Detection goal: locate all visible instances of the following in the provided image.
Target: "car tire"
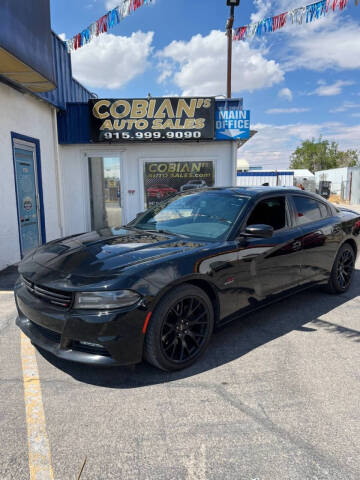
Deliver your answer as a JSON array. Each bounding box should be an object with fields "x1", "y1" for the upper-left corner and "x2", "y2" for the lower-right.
[
  {"x1": 144, "y1": 285, "x2": 214, "y2": 371},
  {"x1": 326, "y1": 243, "x2": 356, "y2": 294}
]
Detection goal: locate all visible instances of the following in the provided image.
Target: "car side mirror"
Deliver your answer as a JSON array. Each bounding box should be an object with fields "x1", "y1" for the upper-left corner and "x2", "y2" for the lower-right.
[{"x1": 239, "y1": 224, "x2": 274, "y2": 239}]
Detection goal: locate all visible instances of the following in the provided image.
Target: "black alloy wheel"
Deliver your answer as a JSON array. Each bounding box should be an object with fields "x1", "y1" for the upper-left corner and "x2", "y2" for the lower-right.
[
  {"x1": 336, "y1": 248, "x2": 355, "y2": 289},
  {"x1": 161, "y1": 296, "x2": 209, "y2": 363},
  {"x1": 144, "y1": 285, "x2": 214, "y2": 371},
  {"x1": 327, "y1": 243, "x2": 355, "y2": 294}
]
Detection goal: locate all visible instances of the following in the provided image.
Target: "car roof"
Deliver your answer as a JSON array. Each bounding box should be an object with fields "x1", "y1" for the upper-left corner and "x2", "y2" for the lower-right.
[
  {"x1": 198, "y1": 186, "x2": 298, "y2": 196},
  {"x1": 199, "y1": 186, "x2": 331, "y2": 202}
]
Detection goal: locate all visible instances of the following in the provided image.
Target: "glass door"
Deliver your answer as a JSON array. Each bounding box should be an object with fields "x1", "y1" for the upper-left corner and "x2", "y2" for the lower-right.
[
  {"x1": 88, "y1": 157, "x2": 122, "y2": 230},
  {"x1": 13, "y1": 143, "x2": 42, "y2": 256}
]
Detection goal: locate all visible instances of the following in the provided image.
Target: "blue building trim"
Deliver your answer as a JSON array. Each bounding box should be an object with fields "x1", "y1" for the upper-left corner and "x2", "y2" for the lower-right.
[
  {"x1": 0, "y1": 0, "x2": 56, "y2": 88},
  {"x1": 11, "y1": 132, "x2": 46, "y2": 257},
  {"x1": 37, "y1": 33, "x2": 95, "y2": 110},
  {"x1": 57, "y1": 103, "x2": 91, "y2": 144},
  {"x1": 237, "y1": 171, "x2": 293, "y2": 177}
]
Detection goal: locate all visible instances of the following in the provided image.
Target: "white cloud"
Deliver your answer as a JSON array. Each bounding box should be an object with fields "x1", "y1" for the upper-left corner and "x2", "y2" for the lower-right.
[
  {"x1": 248, "y1": 2, "x2": 360, "y2": 73},
  {"x1": 326, "y1": 124, "x2": 360, "y2": 144},
  {"x1": 157, "y1": 60, "x2": 173, "y2": 84},
  {"x1": 266, "y1": 107, "x2": 309, "y2": 114},
  {"x1": 157, "y1": 30, "x2": 284, "y2": 96},
  {"x1": 58, "y1": 33, "x2": 66, "y2": 41},
  {"x1": 71, "y1": 31, "x2": 154, "y2": 89},
  {"x1": 239, "y1": 121, "x2": 360, "y2": 170},
  {"x1": 105, "y1": 0, "x2": 119, "y2": 9},
  {"x1": 250, "y1": 0, "x2": 272, "y2": 22},
  {"x1": 283, "y1": 16, "x2": 360, "y2": 71},
  {"x1": 239, "y1": 122, "x2": 320, "y2": 169},
  {"x1": 330, "y1": 101, "x2": 360, "y2": 113},
  {"x1": 249, "y1": 0, "x2": 309, "y2": 23},
  {"x1": 278, "y1": 87, "x2": 292, "y2": 101},
  {"x1": 312, "y1": 80, "x2": 354, "y2": 96}
]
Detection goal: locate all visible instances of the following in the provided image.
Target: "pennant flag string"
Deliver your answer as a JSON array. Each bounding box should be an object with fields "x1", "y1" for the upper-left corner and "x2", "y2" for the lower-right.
[
  {"x1": 233, "y1": 0, "x2": 350, "y2": 41},
  {"x1": 66, "y1": 0, "x2": 153, "y2": 52}
]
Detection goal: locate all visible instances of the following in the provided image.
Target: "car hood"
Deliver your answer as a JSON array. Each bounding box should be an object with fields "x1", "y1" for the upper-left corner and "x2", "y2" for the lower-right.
[{"x1": 19, "y1": 228, "x2": 206, "y2": 280}]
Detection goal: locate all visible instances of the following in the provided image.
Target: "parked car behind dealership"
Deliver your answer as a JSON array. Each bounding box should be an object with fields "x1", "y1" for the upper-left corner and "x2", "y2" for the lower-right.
[{"x1": 180, "y1": 180, "x2": 207, "y2": 192}]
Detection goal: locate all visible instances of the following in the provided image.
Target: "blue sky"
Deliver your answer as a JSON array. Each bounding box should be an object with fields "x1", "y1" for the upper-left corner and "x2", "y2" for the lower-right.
[{"x1": 50, "y1": 0, "x2": 360, "y2": 168}]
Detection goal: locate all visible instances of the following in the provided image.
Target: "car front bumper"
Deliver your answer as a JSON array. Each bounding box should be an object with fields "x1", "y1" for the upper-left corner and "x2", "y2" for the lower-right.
[{"x1": 14, "y1": 281, "x2": 147, "y2": 366}]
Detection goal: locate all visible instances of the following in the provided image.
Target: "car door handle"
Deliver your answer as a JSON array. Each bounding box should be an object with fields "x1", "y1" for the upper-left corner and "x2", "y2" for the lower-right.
[{"x1": 293, "y1": 241, "x2": 302, "y2": 250}]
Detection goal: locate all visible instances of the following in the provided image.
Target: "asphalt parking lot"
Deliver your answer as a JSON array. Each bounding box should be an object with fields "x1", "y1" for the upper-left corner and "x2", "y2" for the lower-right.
[{"x1": 0, "y1": 261, "x2": 359, "y2": 480}]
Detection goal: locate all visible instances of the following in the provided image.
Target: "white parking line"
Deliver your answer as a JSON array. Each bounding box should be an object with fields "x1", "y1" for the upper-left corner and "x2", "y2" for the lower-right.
[{"x1": 20, "y1": 332, "x2": 54, "y2": 480}]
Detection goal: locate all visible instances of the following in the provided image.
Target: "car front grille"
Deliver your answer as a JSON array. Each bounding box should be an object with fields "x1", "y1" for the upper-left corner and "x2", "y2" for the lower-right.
[{"x1": 23, "y1": 277, "x2": 73, "y2": 308}]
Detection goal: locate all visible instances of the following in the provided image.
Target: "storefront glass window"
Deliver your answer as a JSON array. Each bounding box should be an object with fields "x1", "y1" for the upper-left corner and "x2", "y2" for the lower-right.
[
  {"x1": 88, "y1": 157, "x2": 122, "y2": 230},
  {"x1": 144, "y1": 161, "x2": 215, "y2": 209}
]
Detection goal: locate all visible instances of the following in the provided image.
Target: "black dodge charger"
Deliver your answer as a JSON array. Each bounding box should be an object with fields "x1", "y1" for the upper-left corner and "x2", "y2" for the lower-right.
[{"x1": 15, "y1": 187, "x2": 360, "y2": 371}]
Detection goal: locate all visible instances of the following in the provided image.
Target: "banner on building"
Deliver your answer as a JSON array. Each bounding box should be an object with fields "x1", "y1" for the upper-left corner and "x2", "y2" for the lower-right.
[
  {"x1": 89, "y1": 98, "x2": 215, "y2": 143},
  {"x1": 144, "y1": 161, "x2": 215, "y2": 208}
]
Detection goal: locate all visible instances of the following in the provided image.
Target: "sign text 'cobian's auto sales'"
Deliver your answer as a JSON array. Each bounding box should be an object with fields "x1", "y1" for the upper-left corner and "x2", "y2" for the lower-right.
[{"x1": 89, "y1": 97, "x2": 215, "y2": 142}]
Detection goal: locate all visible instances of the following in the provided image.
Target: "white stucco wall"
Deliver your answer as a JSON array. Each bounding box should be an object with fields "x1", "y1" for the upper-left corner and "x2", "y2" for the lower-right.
[
  {"x1": 350, "y1": 169, "x2": 360, "y2": 204},
  {"x1": 0, "y1": 82, "x2": 61, "y2": 270},
  {"x1": 59, "y1": 141, "x2": 237, "y2": 236}
]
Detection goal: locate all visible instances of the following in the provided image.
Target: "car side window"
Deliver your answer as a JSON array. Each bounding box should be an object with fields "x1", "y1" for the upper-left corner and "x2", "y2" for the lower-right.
[
  {"x1": 246, "y1": 197, "x2": 287, "y2": 231},
  {"x1": 292, "y1": 196, "x2": 322, "y2": 225},
  {"x1": 318, "y1": 202, "x2": 329, "y2": 218}
]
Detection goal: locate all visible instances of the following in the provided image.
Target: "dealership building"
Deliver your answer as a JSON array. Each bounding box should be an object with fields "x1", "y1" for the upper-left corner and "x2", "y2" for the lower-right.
[{"x1": 0, "y1": 0, "x2": 251, "y2": 271}]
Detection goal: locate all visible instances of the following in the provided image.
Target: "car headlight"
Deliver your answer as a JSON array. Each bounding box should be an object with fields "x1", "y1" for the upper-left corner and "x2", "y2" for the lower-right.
[{"x1": 73, "y1": 290, "x2": 141, "y2": 309}]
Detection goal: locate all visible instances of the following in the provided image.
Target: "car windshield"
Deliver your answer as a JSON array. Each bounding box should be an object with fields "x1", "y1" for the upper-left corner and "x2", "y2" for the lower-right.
[{"x1": 129, "y1": 191, "x2": 249, "y2": 241}]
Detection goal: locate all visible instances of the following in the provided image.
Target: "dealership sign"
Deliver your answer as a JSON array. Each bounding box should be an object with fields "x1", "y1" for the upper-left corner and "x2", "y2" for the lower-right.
[
  {"x1": 89, "y1": 97, "x2": 215, "y2": 142},
  {"x1": 215, "y1": 109, "x2": 250, "y2": 140}
]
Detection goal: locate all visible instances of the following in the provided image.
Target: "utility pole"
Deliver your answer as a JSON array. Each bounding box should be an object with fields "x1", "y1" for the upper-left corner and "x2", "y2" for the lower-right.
[{"x1": 226, "y1": 0, "x2": 240, "y2": 99}]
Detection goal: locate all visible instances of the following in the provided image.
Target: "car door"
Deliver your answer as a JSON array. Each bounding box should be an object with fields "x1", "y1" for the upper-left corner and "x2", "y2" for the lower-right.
[
  {"x1": 290, "y1": 194, "x2": 342, "y2": 283},
  {"x1": 234, "y1": 195, "x2": 304, "y2": 306}
]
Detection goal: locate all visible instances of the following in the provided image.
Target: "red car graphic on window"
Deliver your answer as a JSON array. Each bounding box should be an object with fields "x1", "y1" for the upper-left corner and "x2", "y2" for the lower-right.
[{"x1": 147, "y1": 185, "x2": 177, "y2": 199}]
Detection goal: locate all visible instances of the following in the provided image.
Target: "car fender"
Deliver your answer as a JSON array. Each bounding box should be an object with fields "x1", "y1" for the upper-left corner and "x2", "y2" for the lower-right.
[
  {"x1": 338, "y1": 236, "x2": 359, "y2": 260},
  {"x1": 142, "y1": 272, "x2": 220, "y2": 322}
]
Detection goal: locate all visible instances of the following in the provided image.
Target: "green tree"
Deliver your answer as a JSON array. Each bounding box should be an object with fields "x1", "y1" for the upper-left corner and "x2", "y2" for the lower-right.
[
  {"x1": 336, "y1": 149, "x2": 359, "y2": 168},
  {"x1": 290, "y1": 138, "x2": 359, "y2": 173}
]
